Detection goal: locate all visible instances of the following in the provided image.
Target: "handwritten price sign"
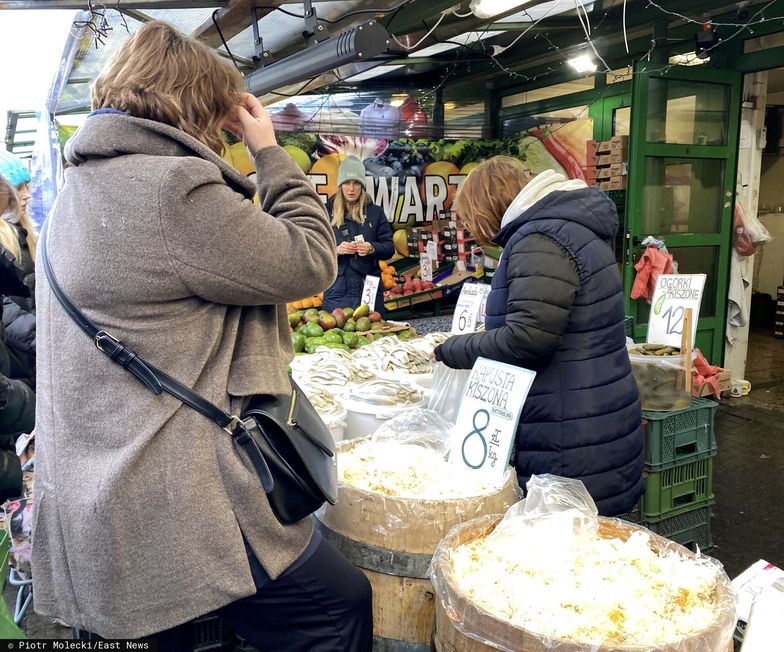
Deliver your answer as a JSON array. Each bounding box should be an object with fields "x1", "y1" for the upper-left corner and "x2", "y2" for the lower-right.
[
  {"x1": 647, "y1": 274, "x2": 706, "y2": 347},
  {"x1": 449, "y1": 357, "x2": 536, "y2": 481},
  {"x1": 361, "y1": 275, "x2": 380, "y2": 308},
  {"x1": 420, "y1": 255, "x2": 434, "y2": 283},
  {"x1": 451, "y1": 283, "x2": 491, "y2": 334}
]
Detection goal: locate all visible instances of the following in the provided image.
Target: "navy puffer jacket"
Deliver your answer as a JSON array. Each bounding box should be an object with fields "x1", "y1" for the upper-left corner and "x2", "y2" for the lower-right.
[{"x1": 436, "y1": 186, "x2": 643, "y2": 516}]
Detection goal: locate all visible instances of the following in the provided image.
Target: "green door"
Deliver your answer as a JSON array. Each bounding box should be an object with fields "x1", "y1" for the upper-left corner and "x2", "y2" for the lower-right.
[{"x1": 624, "y1": 63, "x2": 741, "y2": 364}]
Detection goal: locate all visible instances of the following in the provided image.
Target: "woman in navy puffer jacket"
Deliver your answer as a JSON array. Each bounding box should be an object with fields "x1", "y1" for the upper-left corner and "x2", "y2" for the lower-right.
[{"x1": 434, "y1": 157, "x2": 643, "y2": 516}]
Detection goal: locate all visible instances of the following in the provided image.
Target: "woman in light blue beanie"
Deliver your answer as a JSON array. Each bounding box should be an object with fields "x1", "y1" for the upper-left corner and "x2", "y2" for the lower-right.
[
  {"x1": 0, "y1": 151, "x2": 36, "y2": 309},
  {"x1": 323, "y1": 155, "x2": 394, "y2": 315}
]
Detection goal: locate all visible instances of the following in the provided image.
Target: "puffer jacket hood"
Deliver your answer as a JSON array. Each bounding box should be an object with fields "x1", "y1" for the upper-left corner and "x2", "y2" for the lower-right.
[{"x1": 495, "y1": 183, "x2": 619, "y2": 247}]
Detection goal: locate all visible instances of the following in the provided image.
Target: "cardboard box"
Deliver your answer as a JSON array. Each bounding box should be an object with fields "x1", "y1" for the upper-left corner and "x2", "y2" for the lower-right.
[
  {"x1": 597, "y1": 152, "x2": 626, "y2": 166},
  {"x1": 600, "y1": 177, "x2": 628, "y2": 191},
  {"x1": 587, "y1": 135, "x2": 629, "y2": 156},
  {"x1": 694, "y1": 368, "x2": 732, "y2": 398}
]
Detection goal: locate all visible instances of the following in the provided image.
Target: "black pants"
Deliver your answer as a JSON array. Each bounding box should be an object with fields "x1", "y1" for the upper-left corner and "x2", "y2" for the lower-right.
[
  {"x1": 79, "y1": 536, "x2": 373, "y2": 652},
  {"x1": 217, "y1": 536, "x2": 372, "y2": 652}
]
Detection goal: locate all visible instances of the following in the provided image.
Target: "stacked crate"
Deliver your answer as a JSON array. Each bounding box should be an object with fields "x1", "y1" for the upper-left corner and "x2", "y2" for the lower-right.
[
  {"x1": 637, "y1": 397, "x2": 719, "y2": 552},
  {"x1": 775, "y1": 286, "x2": 784, "y2": 339},
  {"x1": 585, "y1": 135, "x2": 629, "y2": 191}
]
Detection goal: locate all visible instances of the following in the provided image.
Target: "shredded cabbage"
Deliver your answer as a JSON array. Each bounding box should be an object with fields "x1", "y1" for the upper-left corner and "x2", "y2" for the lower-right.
[{"x1": 447, "y1": 516, "x2": 724, "y2": 647}]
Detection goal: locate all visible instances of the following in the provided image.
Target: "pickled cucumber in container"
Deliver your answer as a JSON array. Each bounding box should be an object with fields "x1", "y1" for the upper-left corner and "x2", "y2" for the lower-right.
[{"x1": 627, "y1": 344, "x2": 691, "y2": 411}]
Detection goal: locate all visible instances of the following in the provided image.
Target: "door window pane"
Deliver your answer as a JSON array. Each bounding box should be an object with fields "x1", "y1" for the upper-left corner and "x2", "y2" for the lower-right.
[
  {"x1": 646, "y1": 78, "x2": 729, "y2": 145},
  {"x1": 668, "y1": 246, "x2": 719, "y2": 318},
  {"x1": 614, "y1": 106, "x2": 631, "y2": 136},
  {"x1": 642, "y1": 157, "x2": 725, "y2": 234},
  {"x1": 635, "y1": 245, "x2": 719, "y2": 326}
]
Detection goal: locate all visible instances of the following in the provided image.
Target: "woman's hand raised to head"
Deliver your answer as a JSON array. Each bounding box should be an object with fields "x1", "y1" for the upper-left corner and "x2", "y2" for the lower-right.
[{"x1": 223, "y1": 92, "x2": 277, "y2": 156}]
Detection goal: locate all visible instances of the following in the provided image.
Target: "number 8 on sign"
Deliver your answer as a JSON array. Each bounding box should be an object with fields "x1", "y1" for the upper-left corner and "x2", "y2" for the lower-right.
[{"x1": 462, "y1": 409, "x2": 490, "y2": 469}]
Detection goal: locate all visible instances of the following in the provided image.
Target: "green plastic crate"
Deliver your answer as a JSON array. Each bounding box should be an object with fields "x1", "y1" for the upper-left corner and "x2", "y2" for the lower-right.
[
  {"x1": 643, "y1": 397, "x2": 718, "y2": 471},
  {"x1": 643, "y1": 505, "x2": 713, "y2": 553},
  {"x1": 643, "y1": 458, "x2": 714, "y2": 520}
]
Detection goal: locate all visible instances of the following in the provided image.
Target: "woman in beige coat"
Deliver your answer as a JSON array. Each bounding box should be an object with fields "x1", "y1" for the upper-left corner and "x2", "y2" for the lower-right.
[{"x1": 32, "y1": 21, "x2": 371, "y2": 650}]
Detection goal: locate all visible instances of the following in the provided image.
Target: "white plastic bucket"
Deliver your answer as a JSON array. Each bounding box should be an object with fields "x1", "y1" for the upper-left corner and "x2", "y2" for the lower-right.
[
  {"x1": 321, "y1": 409, "x2": 348, "y2": 442},
  {"x1": 344, "y1": 399, "x2": 425, "y2": 439}
]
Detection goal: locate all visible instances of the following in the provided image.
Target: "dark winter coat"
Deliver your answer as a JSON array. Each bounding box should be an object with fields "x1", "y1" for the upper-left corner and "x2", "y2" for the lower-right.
[
  {"x1": 6, "y1": 224, "x2": 34, "y2": 312},
  {"x1": 435, "y1": 186, "x2": 644, "y2": 516},
  {"x1": 323, "y1": 198, "x2": 394, "y2": 314}
]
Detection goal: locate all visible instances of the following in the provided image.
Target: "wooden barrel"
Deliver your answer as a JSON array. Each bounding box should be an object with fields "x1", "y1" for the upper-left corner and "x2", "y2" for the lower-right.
[
  {"x1": 432, "y1": 517, "x2": 736, "y2": 652},
  {"x1": 316, "y1": 440, "x2": 520, "y2": 652}
]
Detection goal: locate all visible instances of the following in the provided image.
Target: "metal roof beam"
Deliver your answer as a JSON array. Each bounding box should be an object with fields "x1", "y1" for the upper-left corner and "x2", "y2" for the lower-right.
[
  {"x1": 192, "y1": 0, "x2": 280, "y2": 49},
  {"x1": 1, "y1": 0, "x2": 224, "y2": 7}
]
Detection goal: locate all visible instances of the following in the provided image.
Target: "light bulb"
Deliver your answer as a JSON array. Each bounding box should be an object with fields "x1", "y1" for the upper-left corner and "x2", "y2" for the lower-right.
[{"x1": 567, "y1": 54, "x2": 597, "y2": 73}]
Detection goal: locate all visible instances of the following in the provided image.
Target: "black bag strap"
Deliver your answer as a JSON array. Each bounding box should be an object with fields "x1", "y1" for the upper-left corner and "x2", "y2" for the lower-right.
[{"x1": 39, "y1": 219, "x2": 249, "y2": 436}]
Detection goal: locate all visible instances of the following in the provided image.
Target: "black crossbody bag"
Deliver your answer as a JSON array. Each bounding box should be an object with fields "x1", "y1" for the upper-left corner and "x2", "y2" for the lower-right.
[{"x1": 40, "y1": 221, "x2": 337, "y2": 525}]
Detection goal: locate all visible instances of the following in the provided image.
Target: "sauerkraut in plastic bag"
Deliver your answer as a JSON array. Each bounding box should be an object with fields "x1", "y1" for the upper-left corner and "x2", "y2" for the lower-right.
[
  {"x1": 334, "y1": 408, "x2": 513, "y2": 499},
  {"x1": 430, "y1": 474, "x2": 737, "y2": 651}
]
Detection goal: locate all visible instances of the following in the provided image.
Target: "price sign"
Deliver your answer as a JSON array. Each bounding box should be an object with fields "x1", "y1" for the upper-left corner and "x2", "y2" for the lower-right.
[
  {"x1": 361, "y1": 275, "x2": 380, "y2": 307},
  {"x1": 646, "y1": 274, "x2": 706, "y2": 347},
  {"x1": 425, "y1": 240, "x2": 438, "y2": 259},
  {"x1": 420, "y1": 255, "x2": 434, "y2": 283},
  {"x1": 451, "y1": 283, "x2": 491, "y2": 334},
  {"x1": 449, "y1": 357, "x2": 536, "y2": 481}
]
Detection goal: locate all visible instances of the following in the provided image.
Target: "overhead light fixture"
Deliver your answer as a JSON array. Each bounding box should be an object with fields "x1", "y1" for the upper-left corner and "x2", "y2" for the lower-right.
[
  {"x1": 414, "y1": 30, "x2": 505, "y2": 57},
  {"x1": 494, "y1": 0, "x2": 596, "y2": 22},
  {"x1": 346, "y1": 65, "x2": 404, "y2": 81},
  {"x1": 669, "y1": 52, "x2": 708, "y2": 66},
  {"x1": 246, "y1": 21, "x2": 390, "y2": 96},
  {"x1": 567, "y1": 54, "x2": 597, "y2": 73},
  {"x1": 469, "y1": 0, "x2": 536, "y2": 19}
]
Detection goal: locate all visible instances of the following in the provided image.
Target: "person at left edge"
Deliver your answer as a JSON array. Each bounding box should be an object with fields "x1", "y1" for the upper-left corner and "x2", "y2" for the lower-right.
[{"x1": 322, "y1": 156, "x2": 394, "y2": 315}]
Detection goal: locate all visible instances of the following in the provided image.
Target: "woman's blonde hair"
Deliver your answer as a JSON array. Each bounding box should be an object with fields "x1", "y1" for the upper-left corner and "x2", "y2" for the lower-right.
[
  {"x1": 456, "y1": 156, "x2": 535, "y2": 246},
  {"x1": 91, "y1": 20, "x2": 244, "y2": 154},
  {"x1": 0, "y1": 179, "x2": 22, "y2": 261},
  {"x1": 332, "y1": 186, "x2": 368, "y2": 228}
]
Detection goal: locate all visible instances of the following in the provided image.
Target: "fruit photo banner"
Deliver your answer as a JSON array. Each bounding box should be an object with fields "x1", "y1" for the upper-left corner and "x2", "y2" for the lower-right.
[
  {"x1": 275, "y1": 122, "x2": 593, "y2": 229},
  {"x1": 221, "y1": 108, "x2": 594, "y2": 230}
]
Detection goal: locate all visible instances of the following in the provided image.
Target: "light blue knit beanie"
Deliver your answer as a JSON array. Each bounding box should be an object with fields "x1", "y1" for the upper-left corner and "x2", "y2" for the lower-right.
[
  {"x1": 0, "y1": 150, "x2": 31, "y2": 188},
  {"x1": 337, "y1": 155, "x2": 366, "y2": 189}
]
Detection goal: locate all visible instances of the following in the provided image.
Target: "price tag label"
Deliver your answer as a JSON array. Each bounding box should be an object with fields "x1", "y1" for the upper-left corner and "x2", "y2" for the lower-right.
[
  {"x1": 425, "y1": 240, "x2": 438, "y2": 259},
  {"x1": 449, "y1": 357, "x2": 536, "y2": 481},
  {"x1": 420, "y1": 255, "x2": 434, "y2": 283},
  {"x1": 646, "y1": 274, "x2": 706, "y2": 347},
  {"x1": 451, "y1": 283, "x2": 491, "y2": 334},
  {"x1": 361, "y1": 275, "x2": 380, "y2": 307}
]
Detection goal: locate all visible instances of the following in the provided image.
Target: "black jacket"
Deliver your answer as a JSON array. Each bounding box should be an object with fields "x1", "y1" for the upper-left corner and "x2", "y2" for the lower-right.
[{"x1": 436, "y1": 187, "x2": 643, "y2": 516}]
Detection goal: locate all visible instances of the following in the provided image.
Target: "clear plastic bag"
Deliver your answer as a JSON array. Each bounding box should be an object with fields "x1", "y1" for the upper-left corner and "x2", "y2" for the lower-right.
[
  {"x1": 428, "y1": 363, "x2": 472, "y2": 423},
  {"x1": 734, "y1": 201, "x2": 772, "y2": 257},
  {"x1": 430, "y1": 474, "x2": 737, "y2": 652}
]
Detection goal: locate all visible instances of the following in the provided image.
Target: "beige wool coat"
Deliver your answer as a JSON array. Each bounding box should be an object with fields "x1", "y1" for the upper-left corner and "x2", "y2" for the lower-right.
[{"x1": 31, "y1": 113, "x2": 337, "y2": 638}]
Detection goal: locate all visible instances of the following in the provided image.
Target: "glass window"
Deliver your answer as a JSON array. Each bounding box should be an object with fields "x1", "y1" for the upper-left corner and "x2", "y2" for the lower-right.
[
  {"x1": 646, "y1": 78, "x2": 729, "y2": 145},
  {"x1": 607, "y1": 66, "x2": 632, "y2": 84},
  {"x1": 642, "y1": 157, "x2": 725, "y2": 234},
  {"x1": 501, "y1": 78, "x2": 595, "y2": 109},
  {"x1": 614, "y1": 106, "x2": 631, "y2": 136},
  {"x1": 745, "y1": 31, "x2": 784, "y2": 52}
]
